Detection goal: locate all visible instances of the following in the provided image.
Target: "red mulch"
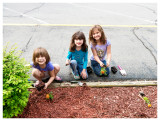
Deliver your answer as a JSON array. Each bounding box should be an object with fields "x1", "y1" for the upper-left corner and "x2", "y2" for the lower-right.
[{"x1": 15, "y1": 85, "x2": 157, "y2": 118}]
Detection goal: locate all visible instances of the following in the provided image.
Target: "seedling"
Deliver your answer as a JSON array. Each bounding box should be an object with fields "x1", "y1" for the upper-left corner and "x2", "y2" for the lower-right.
[
  {"x1": 46, "y1": 92, "x2": 54, "y2": 100},
  {"x1": 100, "y1": 65, "x2": 108, "y2": 76},
  {"x1": 139, "y1": 91, "x2": 151, "y2": 108},
  {"x1": 35, "y1": 81, "x2": 45, "y2": 91}
]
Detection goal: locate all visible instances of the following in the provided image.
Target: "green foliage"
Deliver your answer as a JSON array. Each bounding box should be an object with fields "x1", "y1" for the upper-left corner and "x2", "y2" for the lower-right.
[
  {"x1": 3, "y1": 44, "x2": 32, "y2": 118},
  {"x1": 49, "y1": 92, "x2": 54, "y2": 100},
  {"x1": 100, "y1": 67, "x2": 108, "y2": 76},
  {"x1": 143, "y1": 97, "x2": 150, "y2": 104}
]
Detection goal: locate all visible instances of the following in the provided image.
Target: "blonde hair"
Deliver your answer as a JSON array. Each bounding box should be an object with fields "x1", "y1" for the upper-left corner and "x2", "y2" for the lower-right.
[
  {"x1": 32, "y1": 47, "x2": 50, "y2": 66},
  {"x1": 89, "y1": 25, "x2": 107, "y2": 45}
]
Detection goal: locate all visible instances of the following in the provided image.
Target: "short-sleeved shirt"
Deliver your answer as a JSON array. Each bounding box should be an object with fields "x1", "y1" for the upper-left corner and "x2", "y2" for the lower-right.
[
  {"x1": 30, "y1": 61, "x2": 54, "y2": 79},
  {"x1": 90, "y1": 40, "x2": 111, "y2": 61}
]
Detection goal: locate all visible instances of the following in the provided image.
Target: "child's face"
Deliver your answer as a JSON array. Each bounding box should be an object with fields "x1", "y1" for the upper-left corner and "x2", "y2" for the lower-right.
[
  {"x1": 74, "y1": 39, "x2": 83, "y2": 47},
  {"x1": 35, "y1": 55, "x2": 46, "y2": 65},
  {"x1": 92, "y1": 28, "x2": 101, "y2": 41}
]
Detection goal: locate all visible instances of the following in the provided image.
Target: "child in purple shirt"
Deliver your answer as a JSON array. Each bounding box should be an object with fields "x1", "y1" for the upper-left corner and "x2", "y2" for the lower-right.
[
  {"x1": 89, "y1": 25, "x2": 111, "y2": 76},
  {"x1": 31, "y1": 47, "x2": 62, "y2": 89}
]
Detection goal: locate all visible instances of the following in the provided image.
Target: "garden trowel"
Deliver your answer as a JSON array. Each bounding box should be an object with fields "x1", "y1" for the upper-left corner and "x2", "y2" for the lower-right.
[{"x1": 118, "y1": 65, "x2": 127, "y2": 76}]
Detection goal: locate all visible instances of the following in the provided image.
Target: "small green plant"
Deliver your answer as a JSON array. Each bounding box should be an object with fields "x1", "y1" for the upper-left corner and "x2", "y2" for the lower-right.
[
  {"x1": 46, "y1": 92, "x2": 54, "y2": 100},
  {"x1": 139, "y1": 91, "x2": 152, "y2": 108},
  {"x1": 3, "y1": 44, "x2": 32, "y2": 118},
  {"x1": 100, "y1": 67, "x2": 107, "y2": 76}
]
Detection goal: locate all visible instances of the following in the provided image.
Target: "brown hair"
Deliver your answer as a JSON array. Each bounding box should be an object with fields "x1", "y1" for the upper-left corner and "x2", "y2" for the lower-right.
[
  {"x1": 89, "y1": 25, "x2": 107, "y2": 45},
  {"x1": 69, "y1": 31, "x2": 88, "y2": 52},
  {"x1": 32, "y1": 47, "x2": 50, "y2": 66}
]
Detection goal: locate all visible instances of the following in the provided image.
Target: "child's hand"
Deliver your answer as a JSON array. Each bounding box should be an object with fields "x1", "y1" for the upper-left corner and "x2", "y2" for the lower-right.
[
  {"x1": 99, "y1": 61, "x2": 104, "y2": 67},
  {"x1": 65, "y1": 59, "x2": 70, "y2": 66},
  {"x1": 81, "y1": 69, "x2": 87, "y2": 79},
  {"x1": 106, "y1": 62, "x2": 110, "y2": 67},
  {"x1": 44, "y1": 83, "x2": 48, "y2": 89}
]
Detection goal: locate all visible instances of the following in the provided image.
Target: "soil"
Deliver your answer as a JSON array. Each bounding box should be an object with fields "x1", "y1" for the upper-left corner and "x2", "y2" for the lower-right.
[
  {"x1": 15, "y1": 85, "x2": 157, "y2": 118},
  {"x1": 35, "y1": 81, "x2": 45, "y2": 91}
]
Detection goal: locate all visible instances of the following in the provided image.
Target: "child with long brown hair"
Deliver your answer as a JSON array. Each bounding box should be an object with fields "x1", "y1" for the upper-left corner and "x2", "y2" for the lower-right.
[
  {"x1": 66, "y1": 31, "x2": 88, "y2": 80},
  {"x1": 89, "y1": 25, "x2": 111, "y2": 76},
  {"x1": 31, "y1": 47, "x2": 62, "y2": 89}
]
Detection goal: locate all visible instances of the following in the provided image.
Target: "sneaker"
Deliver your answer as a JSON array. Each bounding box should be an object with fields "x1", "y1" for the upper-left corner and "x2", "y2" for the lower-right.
[
  {"x1": 54, "y1": 76, "x2": 63, "y2": 83},
  {"x1": 74, "y1": 75, "x2": 80, "y2": 80},
  {"x1": 31, "y1": 82, "x2": 38, "y2": 87},
  {"x1": 31, "y1": 80, "x2": 39, "y2": 87},
  {"x1": 31, "y1": 83, "x2": 35, "y2": 87}
]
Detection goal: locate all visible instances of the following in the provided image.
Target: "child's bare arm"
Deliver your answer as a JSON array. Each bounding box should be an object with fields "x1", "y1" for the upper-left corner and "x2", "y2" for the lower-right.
[
  {"x1": 65, "y1": 59, "x2": 70, "y2": 66},
  {"x1": 81, "y1": 69, "x2": 87, "y2": 79},
  {"x1": 106, "y1": 45, "x2": 111, "y2": 67},
  {"x1": 44, "y1": 70, "x2": 55, "y2": 89}
]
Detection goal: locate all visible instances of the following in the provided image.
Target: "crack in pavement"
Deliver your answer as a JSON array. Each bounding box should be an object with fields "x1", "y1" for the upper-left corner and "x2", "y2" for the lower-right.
[
  {"x1": 133, "y1": 4, "x2": 157, "y2": 14},
  {"x1": 71, "y1": 3, "x2": 155, "y2": 24},
  {"x1": 133, "y1": 4, "x2": 157, "y2": 25},
  {"x1": 4, "y1": 3, "x2": 45, "y2": 17},
  {"x1": 21, "y1": 36, "x2": 32, "y2": 53},
  {"x1": 132, "y1": 27, "x2": 157, "y2": 65},
  {"x1": 23, "y1": 3, "x2": 45, "y2": 14},
  {"x1": 154, "y1": 20, "x2": 157, "y2": 25},
  {"x1": 21, "y1": 27, "x2": 37, "y2": 54},
  {"x1": 4, "y1": 6, "x2": 48, "y2": 24}
]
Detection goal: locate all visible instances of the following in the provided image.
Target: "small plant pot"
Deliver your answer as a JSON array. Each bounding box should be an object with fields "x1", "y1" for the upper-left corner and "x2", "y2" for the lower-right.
[{"x1": 111, "y1": 66, "x2": 118, "y2": 74}]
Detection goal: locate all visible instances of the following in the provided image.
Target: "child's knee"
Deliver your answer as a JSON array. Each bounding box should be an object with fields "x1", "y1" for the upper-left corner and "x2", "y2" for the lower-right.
[
  {"x1": 70, "y1": 60, "x2": 77, "y2": 65},
  {"x1": 92, "y1": 67, "x2": 101, "y2": 76},
  {"x1": 106, "y1": 68, "x2": 110, "y2": 76},
  {"x1": 95, "y1": 72, "x2": 101, "y2": 77},
  {"x1": 107, "y1": 70, "x2": 110, "y2": 75},
  {"x1": 92, "y1": 69, "x2": 101, "y2": 76},
  {"x1": 53, "y1": 64, "x2": 60, "y2": 71},
  {"x1": 32, "y1": 69, "x2": 40, "y2": 77}
]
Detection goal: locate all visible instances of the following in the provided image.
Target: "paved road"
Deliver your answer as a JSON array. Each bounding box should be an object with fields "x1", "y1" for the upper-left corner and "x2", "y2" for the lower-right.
[{"x1": 3, "y1": 3, "x2": 157, "y2": 81}]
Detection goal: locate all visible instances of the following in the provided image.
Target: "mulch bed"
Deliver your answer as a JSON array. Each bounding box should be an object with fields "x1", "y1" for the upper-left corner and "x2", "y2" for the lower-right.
[{"x1": 15, "y1": 85, "x2": 157, "y2": 118}]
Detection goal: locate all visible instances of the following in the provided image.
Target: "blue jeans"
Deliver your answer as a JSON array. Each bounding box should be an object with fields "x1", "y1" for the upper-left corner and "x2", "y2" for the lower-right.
[
  {"x1": 70, "y1": 60, "x2": 88, "y2": 79},
  {"x1": 91, "y1": 60, "x2": 110, "y2": 77}
]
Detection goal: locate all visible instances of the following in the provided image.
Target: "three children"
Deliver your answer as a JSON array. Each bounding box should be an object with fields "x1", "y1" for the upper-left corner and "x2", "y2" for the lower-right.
[{"x1": 31, "y1": 25, "x2": 111, "y2": 89}]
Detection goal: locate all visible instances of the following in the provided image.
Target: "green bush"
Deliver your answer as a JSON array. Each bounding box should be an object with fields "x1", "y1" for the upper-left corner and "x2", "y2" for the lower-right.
[{"x1": 3, "y1": 44, "x2": 32, "y2": 118}]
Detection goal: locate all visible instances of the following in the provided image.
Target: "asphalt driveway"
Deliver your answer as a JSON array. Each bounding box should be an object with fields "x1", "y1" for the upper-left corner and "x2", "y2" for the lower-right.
[{"x1": 3, "y1": 3, "x2": 157, "y2": 81}]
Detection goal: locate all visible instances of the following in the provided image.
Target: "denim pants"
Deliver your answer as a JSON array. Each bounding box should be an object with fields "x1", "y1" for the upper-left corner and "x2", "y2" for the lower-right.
[
  {"x1": 70, "y1": 60, "x2": 88, "y2": 79},
  {"x1": 91, "y1": 60, "x2": 110, "y2": 77}
]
